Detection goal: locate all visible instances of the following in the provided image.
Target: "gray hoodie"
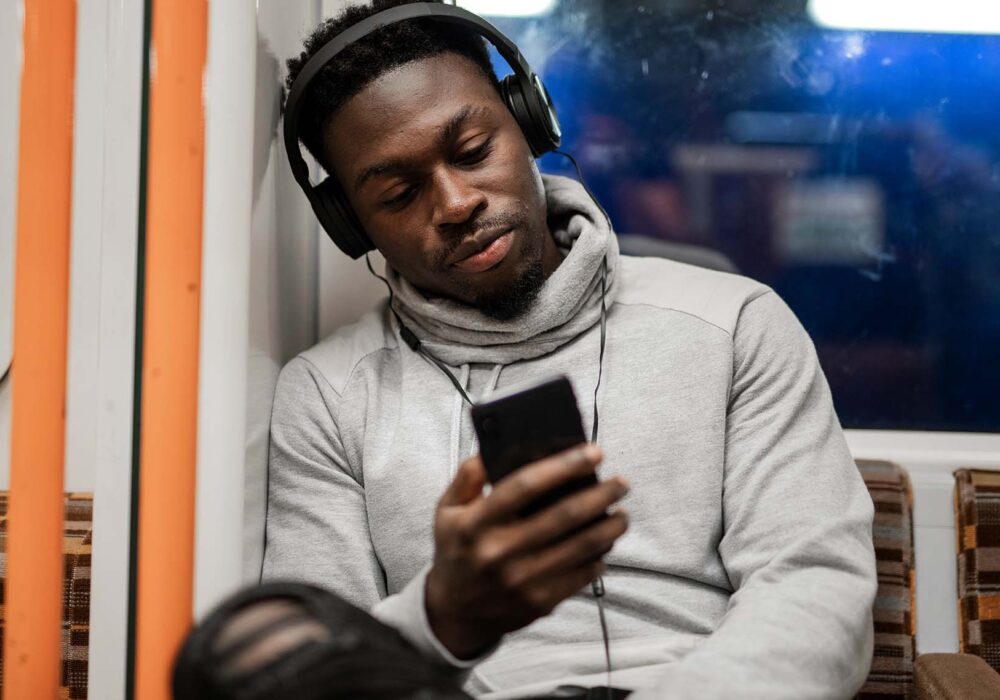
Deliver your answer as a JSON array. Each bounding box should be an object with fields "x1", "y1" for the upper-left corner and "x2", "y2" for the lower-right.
[{"x1": 263, "y1": 175, "x2": 877, "y2": 699}]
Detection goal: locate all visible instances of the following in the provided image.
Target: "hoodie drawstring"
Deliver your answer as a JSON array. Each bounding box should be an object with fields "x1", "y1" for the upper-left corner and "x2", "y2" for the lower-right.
[
  {"x1": 449, "y1": 364, "x2": 506, "y2": 472},
  {"x1": 449, "y1": 364, "x2": 471, "y2": 480},
  {"x1": 467, "y1": 364, "x2": 505, "y2": 460},
  {"x1": 484, "y1": 364, "x2": 503, "y2": 398}
]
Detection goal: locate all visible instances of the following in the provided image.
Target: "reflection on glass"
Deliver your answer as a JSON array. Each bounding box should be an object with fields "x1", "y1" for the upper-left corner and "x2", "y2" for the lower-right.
[{"x1": 462, "y1": 0, "x2": 1000, "y2": 431}]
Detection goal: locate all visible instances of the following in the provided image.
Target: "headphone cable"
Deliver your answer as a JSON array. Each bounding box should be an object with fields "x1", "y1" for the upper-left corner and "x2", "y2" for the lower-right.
[
  {"x1": 555, "y1": 149, "x2": 616, "y2": 698},
  {"x1": 590, "y1": 259, "x2": 612, "y2": 698},
  {"x1": 364, "y1": 254, "x2": 475, "y2": 406}
]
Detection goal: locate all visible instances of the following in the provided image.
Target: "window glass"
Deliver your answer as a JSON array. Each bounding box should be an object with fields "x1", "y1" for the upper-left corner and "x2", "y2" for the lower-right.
[{"x1": 460, "y1": 0, "x2": 1000, "y2": 431}]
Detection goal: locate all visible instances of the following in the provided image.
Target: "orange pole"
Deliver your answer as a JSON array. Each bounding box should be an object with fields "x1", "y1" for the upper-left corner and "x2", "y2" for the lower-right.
[
  {"x1": 4, "y1": 1, "x2": 77, "y2": 698},
  {"x1": 133, "y1": 0, "x2": 207, "y2": 697}
]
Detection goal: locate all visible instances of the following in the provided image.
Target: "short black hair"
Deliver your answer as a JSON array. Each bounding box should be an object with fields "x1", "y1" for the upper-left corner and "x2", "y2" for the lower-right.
[{"x1": 285, "y1": 0, "x2": 500, "y2": 171}]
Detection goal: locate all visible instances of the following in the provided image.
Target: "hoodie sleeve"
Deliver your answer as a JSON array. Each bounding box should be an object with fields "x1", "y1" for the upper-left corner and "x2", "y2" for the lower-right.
[
  {"x1": 634, "y1": 291, "x2": 877, "y2": 700},
  {"x1": 263, "y1": 356, "x2": 484, "y2": 672}
]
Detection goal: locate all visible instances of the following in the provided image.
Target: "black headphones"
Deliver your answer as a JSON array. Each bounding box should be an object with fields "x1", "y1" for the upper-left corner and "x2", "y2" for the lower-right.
[{"x1": 282, "y1": 2, "x2": 563, "y2": 259}]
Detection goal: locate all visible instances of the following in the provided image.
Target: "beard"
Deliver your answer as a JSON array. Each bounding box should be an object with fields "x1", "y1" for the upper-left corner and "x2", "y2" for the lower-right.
[{"x1": 473, "y1": 254, "x2": 546, "y2": 320}]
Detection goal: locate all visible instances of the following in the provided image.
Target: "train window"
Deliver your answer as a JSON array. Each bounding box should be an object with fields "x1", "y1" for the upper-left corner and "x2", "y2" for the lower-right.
[{"x1": 459, "y1": 0, "x2": 1000, "y2": 431}]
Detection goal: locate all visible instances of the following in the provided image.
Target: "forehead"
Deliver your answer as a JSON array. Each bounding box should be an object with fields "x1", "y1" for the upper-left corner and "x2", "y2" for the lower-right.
[{"x1": 324, "y1": 53, "x2": 504, "y2": 176}]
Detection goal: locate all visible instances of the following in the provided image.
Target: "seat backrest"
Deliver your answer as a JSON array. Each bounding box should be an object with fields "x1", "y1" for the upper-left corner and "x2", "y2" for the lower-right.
[
  {"x1": 856, "y1": 459, "x2": 917, "y2": 700},
  {"x1": 616, "y1": 234, "x2": 740, "y2": 273},
  {"x1": 955, "y1": 469, "x2": 1000, "y2": 673},
  {"x1": 0, "y1": 492, "x2": 93, "y2": 699}
]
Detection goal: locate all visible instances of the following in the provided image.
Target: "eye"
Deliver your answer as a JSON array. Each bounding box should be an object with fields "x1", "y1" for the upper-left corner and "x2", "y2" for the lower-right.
[
  {"x1": 381, "y1": 183, "x2": 418, "y2": 209},
  {"x1": 457, "y1": 138, "x2": 493, "y2": 166}
]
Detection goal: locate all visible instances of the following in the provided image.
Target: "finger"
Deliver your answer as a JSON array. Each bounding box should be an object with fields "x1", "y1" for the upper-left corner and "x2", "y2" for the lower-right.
[
  {"x1": 474, "y1": 444, "x2": 602, "y2": 525},
  {"x1": 504, "y1": 510, "x2": 628, "y2": 589},
  {"x1": 505, "y1": 477, "x2": 629, "y2": 554},
  {"x1": 439, "y1": 456, "x2": 487, "y2": 507},
  {"x1": 524, "y1": 559, "x2": 607, "y2": 616}
]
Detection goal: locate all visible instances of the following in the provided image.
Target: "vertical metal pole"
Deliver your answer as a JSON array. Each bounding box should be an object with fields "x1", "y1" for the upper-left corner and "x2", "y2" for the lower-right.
[
  {"x1": 133, "y1": 0, "x2": 207, "y2": 697},
  {"x1": 4, "y1": 1, "x2": 77, "y2": 697}
]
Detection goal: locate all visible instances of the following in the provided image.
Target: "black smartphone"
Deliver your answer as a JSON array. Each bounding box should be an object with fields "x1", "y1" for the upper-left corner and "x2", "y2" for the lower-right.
[{"x1": 471, "y1": 375, "x2": 598, "y2": 517}]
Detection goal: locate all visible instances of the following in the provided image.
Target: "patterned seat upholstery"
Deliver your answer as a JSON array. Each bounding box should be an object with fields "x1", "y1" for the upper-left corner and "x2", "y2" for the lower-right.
[
  {"x1": 955, "y1": 469, "x2": 1000, "y2": 672},
  {"x1": 0, "y1": 492, "x2": 92, "y2": 699},
  {"x1": 0, "y1": 466, "x2": 923, "y2": 699},
  {"x1": 856, "y1": 460, "x2": 917, "y2": 700}
]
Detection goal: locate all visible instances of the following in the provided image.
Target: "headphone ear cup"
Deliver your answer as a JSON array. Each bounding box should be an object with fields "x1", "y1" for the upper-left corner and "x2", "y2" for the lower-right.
[
  {"x1": 500, "y1": 74, "x2": 561, "y2": 157},
  {"x1": 311, "y1": 177, "x2": 374, "y2": 259}
]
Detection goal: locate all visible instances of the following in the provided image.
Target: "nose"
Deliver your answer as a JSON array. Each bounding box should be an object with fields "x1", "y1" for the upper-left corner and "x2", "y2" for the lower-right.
[{"x1": 431, "y1": 167, "x2": 487, "y2": 232}]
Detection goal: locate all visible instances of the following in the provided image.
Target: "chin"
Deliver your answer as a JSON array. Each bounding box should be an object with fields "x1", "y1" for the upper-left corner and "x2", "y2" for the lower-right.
[{"x1": 472, "y1": 254, "x2": 546, "y2": 321}]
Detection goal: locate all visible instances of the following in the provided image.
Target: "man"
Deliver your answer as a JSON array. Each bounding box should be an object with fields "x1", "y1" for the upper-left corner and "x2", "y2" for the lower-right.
[{"x1": 263, "y1": 1, "x2": 877, "y2": 697}]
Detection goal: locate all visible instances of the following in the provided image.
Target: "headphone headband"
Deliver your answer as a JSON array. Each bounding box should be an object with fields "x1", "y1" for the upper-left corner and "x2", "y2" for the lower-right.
[{"x1": 283, "y1": 2, "x2": 561, "y2": 258}]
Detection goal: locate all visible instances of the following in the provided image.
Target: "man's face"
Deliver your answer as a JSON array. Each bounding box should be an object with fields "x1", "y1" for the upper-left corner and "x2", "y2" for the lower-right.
[{"x1": 324, "y1": 53, "x2": 561, "y2": 317}]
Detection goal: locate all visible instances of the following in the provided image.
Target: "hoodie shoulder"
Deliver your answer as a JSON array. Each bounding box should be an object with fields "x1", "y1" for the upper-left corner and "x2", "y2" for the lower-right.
[
  {"x1": 615, "y1": 255, "x2": 771, "y2": 337},
  {"x1": 297, "y1": 303, "x2": 399, "y2": 395}
]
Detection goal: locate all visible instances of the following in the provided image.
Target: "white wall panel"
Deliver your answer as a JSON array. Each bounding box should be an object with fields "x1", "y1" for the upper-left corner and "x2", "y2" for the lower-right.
[
  {"x1": 0, "y1": 0, "x2": 23, "y2": 489},
  {"x1": 86, "y1": 0, "x2": 146, "y2": 695},
  {"x1": 318, "y1": 240, "x2": 388, "y2": 340},
  {"x1": 64, "y1": 0, "x2": 109, "y2": 494},
  {"x1": 240, "y1": 0, "x2": 325, "y2": 584},
  {"x1": 194, "y1": 0, "x2": 258, "y2": 618},
  {"x1": 316, "y1": 4, "x2": 389, "y2": 341},
  {"x1": 239, "y1": 0, "x2": 390, "y2": 585}
]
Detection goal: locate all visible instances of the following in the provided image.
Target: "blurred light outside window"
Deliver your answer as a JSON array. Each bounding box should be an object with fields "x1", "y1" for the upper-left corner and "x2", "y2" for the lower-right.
[
  {"x1": 461, "y1": 0, "x2": 1000, "y2": 432},
  {"x1": 458, "y1": 0, "x2": 556, "y2": 18},
  {"x1": 809, "y1": 0, "x2": 1000, "y2": 35}
]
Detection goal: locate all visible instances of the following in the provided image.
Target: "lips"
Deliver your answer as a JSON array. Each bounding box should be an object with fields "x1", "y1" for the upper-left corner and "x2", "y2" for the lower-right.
[{"x1": 449, "y1": 228, "x2": 515, "y2": 273}]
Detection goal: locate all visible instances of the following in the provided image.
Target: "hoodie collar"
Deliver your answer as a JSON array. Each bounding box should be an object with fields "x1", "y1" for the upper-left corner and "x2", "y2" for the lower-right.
[{"x1": 385, "y1": 174, "x2": 620, "y2": 366}]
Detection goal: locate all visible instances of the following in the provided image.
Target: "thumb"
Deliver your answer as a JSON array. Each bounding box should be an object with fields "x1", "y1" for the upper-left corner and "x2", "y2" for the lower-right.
[{"x1": 439, "y1": 455, "x2": 487, "y2": 507}]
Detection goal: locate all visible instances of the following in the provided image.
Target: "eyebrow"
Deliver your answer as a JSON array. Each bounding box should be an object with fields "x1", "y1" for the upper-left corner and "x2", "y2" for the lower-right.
[
  {"x1": 352, "y1": 104, "x2": 490, "y2": 193},
  {"x1": 438, "y1": 104, "x2": 488, "y2": 148}
]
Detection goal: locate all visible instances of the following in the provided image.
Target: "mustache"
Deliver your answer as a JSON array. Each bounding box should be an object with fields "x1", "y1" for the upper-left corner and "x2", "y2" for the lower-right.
[{"x1": 436, "y1": 211, "x2": 524, "y2": 265}]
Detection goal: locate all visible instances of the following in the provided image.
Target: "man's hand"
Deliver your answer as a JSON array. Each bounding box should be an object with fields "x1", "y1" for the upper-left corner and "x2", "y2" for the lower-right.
[{"x1": 425, "y1": 445, "x2": 629, "y2": 659}]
